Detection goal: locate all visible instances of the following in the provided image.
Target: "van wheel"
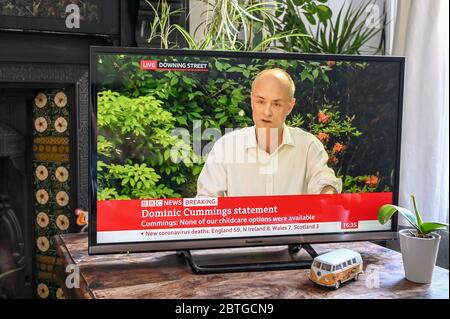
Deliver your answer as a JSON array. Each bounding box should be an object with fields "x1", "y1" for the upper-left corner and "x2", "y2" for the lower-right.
[
  {"x1": 354, "y1": 273, "x2": 360, "y2": 281},
  {"x1": 334, "y1": 281, "x2": 341, "y2": 289}
]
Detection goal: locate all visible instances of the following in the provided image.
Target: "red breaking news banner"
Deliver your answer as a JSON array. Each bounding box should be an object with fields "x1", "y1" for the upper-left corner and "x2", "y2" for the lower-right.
[{"x1": 96, "y1": 193, "x2": 393, "y2": 243}]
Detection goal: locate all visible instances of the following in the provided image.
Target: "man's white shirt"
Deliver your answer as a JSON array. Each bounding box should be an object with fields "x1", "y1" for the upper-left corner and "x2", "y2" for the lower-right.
[{"x1": 196, "y1": 124, "x2": 342, "y2": 197}]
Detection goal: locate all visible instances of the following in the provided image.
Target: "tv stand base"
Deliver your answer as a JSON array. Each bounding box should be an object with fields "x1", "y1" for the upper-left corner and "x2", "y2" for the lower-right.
[{"x1": 177, "y1": 244, "x2": 319, "y2": 274}]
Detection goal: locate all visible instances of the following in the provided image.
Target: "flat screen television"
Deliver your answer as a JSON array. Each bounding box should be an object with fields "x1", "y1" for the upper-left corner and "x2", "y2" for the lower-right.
[{"x1": 89, "y1": 46, "x2": 404, "y2": 272}]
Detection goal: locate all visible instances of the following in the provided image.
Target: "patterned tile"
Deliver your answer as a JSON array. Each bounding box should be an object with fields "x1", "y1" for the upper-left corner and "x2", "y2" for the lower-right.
[{"x1": 32, "y1": 90, "x2": 71, "y2": 299}]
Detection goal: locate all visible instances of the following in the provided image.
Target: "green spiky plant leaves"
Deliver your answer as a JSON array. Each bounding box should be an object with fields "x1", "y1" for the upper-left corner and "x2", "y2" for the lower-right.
[{"x1": 378, "y1": 195, "x2": 448, "y2": 238}]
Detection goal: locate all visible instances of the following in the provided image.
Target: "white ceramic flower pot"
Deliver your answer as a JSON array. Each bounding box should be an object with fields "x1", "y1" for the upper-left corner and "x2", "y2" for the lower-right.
[{"x1": 399, "y1": 229, "x2": 441, "y2": 284}]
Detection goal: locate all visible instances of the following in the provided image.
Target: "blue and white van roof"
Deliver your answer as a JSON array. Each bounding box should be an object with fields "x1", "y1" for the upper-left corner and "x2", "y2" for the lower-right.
[{"x1": 314, "y1": 249, "x2": 361, "y2": 265}]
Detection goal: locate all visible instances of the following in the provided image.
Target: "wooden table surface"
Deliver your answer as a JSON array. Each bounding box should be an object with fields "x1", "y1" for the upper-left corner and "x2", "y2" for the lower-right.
[{"x1": 54, "y1": 233, "x2": 449, "y2": 299}]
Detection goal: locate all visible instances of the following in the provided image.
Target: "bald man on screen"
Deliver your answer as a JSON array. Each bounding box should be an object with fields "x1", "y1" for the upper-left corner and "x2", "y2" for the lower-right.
[{"x1": 196, "y1": 68, "x2": 342, "y2": 197}]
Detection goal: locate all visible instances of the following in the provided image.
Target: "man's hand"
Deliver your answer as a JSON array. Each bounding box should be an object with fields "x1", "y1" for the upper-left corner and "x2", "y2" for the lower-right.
[{"x1": 320, "y1": 185, "x2": 338, "y2": 194}]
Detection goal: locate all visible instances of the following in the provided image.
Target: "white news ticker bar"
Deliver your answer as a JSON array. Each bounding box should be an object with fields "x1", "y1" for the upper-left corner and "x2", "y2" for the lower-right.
[{"x1": 97, "y1": 220, "x2": 392, "y2": 244}]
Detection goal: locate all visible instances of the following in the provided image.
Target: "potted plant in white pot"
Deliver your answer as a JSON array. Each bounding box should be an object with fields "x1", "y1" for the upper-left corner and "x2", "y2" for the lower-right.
[{"x1": 378, "y1": 195, "x2": 448, "y2": 284}]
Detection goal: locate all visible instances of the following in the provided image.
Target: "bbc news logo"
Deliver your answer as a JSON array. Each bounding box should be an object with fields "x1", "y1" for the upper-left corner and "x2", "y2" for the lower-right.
[
  {"x1": 140, "y1": 60, "x2": 209, "y2": 72},
  {"x1": 141, "y1": 200, "x2": 163, "y2": 207}
]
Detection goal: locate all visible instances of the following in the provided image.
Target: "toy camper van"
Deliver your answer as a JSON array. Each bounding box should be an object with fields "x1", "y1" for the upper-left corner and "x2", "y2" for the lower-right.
[{"x1": 309, "y1": 249, "x2": 363, "y2": 289}]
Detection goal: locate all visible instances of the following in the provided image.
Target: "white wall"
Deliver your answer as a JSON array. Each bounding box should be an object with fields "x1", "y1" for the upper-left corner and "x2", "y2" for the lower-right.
[
  {"x1": 189, "y1": 0, "x2": 208, "y2": 44},
  {"x1": 326, "y1": 0, "x2": 397, "y2": 55},
  {"x1": 188, "y1": 0, "x2": 397, "y2": 55}
]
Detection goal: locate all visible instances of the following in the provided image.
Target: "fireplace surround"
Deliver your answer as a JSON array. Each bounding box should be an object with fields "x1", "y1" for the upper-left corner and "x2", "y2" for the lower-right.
[
  {"x1": 0, "y1": 30, "x2": 108, "y2": 298},
  {"x1": 0, "y1": 0, "x2": 190, "y2": 299}
]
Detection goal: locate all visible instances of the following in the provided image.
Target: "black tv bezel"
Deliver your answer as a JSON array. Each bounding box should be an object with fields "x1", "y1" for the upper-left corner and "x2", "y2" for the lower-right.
[{"x1": 88, "y1": 46, "x2": 404, "y2": 255}]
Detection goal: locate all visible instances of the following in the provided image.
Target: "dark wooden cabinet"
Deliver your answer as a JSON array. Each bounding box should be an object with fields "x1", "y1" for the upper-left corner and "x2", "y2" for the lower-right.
[
  {"x1": 0, "y1": 0, "x2": 191, "y2": 49},
  {"x1": 0, "y1": 0, "x2": 120, "y2": 36},
  {"x1": 54, "y1": 233, "x2": 450, "y2": 299}
]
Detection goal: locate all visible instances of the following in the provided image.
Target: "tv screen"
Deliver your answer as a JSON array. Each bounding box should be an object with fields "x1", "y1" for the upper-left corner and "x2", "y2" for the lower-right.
[{"x1": 89, "y1": 47, "x2": 404, "y2": 255}]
